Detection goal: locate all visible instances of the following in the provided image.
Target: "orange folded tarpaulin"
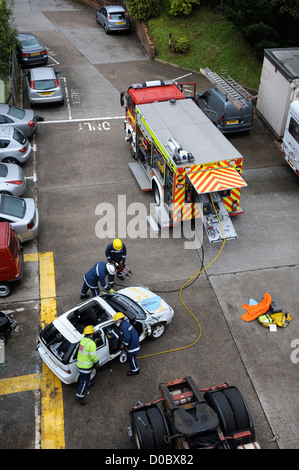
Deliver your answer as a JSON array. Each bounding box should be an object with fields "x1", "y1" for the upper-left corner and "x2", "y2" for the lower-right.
[{"x1": 241, "y1": 293, "x2": 272, "y2": 322}]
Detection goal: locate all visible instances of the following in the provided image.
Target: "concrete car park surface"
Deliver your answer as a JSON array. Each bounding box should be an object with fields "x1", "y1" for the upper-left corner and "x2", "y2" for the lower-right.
[{"x1": 1, "y1": 0, "x2": 298, "y2": 451}]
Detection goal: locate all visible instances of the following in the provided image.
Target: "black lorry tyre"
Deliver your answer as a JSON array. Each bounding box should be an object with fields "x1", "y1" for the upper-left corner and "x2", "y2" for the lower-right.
[
  {"x1": 223, "y1": 387, "x2": 253, "y2": 433},
  {"x1": 204, "y1": 390, "x2": 236, "y2": 435},
  {"x1": 146, "y1": 406, "x2": 171, "y2": 449},
  {"x1": 131, "y1": 410, "x2": 155, "y2": 449}
]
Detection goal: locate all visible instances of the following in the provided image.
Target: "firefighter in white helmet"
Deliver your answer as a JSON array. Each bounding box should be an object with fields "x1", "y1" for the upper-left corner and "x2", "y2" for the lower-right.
[{"x1": 80, "y1": 261, "x2": 116, "y2": 299}]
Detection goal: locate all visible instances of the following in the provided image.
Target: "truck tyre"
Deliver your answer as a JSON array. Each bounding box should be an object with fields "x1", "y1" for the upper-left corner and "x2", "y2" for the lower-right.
[
  {"x1": 149, "y1": 322, "x2": 165, "y2": 340},
  {"x1": 223, "y1": 387, "x2": 253, "y2": 433},
  {"x1": 146, "y1": 406, "x2": 171, "y2": 449},
  {"x1": 131, "y1": 410, "x2": 155, "y2": 449},
  {"x1": 204, "y1": 390, "x2": 236, "y2": 435},
  {"x1": 0, "y1": 283, "x2": 13, "y2": 297}
]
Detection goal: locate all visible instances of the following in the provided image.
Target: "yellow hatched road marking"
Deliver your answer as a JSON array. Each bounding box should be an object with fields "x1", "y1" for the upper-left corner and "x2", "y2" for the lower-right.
[
  {"x1": 39, "y1": 252, "x2": 65, "y2": 449},
  {"x1": 0, "y1": 251, "x2": 65, "y2": 449}
]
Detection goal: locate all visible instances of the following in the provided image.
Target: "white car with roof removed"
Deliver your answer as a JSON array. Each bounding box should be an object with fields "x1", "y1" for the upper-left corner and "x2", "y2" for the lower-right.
[{"x1": 37, "y1": 286, "x2": 174, "y2": 384}]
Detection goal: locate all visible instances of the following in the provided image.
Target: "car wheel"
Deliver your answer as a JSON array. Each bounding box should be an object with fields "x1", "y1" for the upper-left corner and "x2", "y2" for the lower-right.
[
  {"x1": 0, "y1": 283, "x2": 13, "y2": 297},
  {"x1": 150, "y1": 322, "x2": 166, "y2": 340},
  {"x1": 2, "y1": 157, "x2": 18, "y2": 164},
  {"x1": 104, "y1": 23, "x2": 109, "y2": 34}
]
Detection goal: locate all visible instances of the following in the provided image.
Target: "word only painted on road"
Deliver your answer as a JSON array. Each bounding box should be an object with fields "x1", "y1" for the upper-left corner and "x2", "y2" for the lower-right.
[{"x1": 79, "y1": 121, "x2": 111, "y2": 131}]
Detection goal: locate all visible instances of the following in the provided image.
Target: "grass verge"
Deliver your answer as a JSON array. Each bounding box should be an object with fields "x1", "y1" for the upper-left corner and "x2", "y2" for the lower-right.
[{"x1": 146, "y1": 6, "x2": 262, "y2": 90}]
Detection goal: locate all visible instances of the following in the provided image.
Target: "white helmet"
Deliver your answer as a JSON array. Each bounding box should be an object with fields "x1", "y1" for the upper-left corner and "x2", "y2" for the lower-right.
[{"x1": 106, "y1": 263, "x2": 116, "y2": 275}]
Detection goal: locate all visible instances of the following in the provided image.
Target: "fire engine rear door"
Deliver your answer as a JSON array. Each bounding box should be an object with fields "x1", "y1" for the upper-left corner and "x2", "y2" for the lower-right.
[{"x1": 187, "y1": 167, "x2": 247, "y2": 243}]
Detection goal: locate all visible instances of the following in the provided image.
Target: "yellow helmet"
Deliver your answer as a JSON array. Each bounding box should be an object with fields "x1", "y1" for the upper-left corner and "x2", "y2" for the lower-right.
[
  {"x1": 83, "y1": 325, "x2": 95, "y2": 335},
  {"x1": 113, "y1": 238, "x2": 123, "y2": 251},
  {"x1": 113, "y1": 312, "x2": 125, "y2": 322}
]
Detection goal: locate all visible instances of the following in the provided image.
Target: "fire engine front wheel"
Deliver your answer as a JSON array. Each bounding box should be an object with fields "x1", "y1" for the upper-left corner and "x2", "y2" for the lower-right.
[{"x1": 150, "y1": 322, "x2": 166, "y2": 340}]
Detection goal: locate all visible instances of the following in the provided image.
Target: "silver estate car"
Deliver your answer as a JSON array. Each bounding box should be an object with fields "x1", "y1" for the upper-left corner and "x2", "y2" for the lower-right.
[
  {"x1": 0, "y1": 163, "x2": 26, "y2": 196},
  {"x1": 96, "y1": 5, "x2": 131, "y2": 34},
  {"x1": 25, "y1": 67, "x2": 64, "y2": 106},
  {"x1": 0, "y1": 126, "x2": 32, "y2": 164},
  {"x1": 0, "y1": 105, "x2": 37, "y2": 137},
  {"x1": 0, "y1": 194, "x2": 39, "y2": 242}
]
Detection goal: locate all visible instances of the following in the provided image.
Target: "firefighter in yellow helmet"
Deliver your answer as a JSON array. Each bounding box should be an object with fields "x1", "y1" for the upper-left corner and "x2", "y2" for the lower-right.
[
  {"x1": 114, "y1": 312, "x2": 140, "y2": 376},
  {"x1": 75, "y1": 325, "x2": 99, "y2": 405},
  {"x1": 105, "y1": 239, "x2": 127, "y2": 279}
]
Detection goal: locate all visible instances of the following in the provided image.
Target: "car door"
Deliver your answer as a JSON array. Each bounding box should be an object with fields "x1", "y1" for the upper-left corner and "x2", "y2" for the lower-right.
[
  {"x1": 94, "y1": 327, "x2": 114, "y2": 366},
  {"x1": 99, "y1": 7, "x2": 107, "y2": 27}
]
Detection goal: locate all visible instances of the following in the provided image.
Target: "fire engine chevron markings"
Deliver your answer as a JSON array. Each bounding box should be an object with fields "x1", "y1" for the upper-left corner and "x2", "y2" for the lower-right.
[{"x1": 189, "y1": 168, "x2": 246, "y2": 194}]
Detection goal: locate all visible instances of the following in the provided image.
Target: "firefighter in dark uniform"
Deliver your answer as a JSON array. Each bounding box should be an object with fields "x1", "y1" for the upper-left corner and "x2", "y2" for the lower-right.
[
  {"x1": 114, "y1": 312, "x2": 140, "y2": 376},
  {"x1": 80, "y1": 262, "x2": 116, "y2": 299},
  {"x1": 105, "y1": 239, "x2": 127, "y2": 278}
]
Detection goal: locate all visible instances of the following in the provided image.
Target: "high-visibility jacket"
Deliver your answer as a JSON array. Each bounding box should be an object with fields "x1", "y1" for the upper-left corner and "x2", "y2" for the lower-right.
[{"x1": 77, "y1": 336, "x2": 98, "y2": 370}]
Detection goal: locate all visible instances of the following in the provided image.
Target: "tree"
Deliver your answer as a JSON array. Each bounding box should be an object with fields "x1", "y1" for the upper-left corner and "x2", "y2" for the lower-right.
[{"x1": 0, "y1": 0, "x2": 18, "y2": 78}]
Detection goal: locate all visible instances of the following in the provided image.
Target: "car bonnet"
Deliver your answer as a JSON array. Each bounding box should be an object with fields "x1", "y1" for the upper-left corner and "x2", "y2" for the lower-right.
[
  {"x1": 117, "y1": 286, "x2": 169, "y2": 314},
  {"x1": 53, "y1": 315, "x2": 82, "y2": 344}
]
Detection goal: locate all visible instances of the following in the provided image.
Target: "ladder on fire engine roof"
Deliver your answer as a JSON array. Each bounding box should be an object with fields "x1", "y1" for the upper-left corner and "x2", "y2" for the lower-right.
[{"x1": 200, "y1": 67, "x2": 253, "y2": 110}]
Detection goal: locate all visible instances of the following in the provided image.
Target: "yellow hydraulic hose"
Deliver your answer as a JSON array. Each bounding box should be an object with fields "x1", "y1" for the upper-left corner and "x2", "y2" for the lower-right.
[{"x1": 138, "y1": 197, "x2": 226, "y2": 359}]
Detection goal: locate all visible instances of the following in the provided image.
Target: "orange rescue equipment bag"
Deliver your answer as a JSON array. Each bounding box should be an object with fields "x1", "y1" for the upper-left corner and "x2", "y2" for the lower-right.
[{"x1": 241, "y1": 293, "x2": 272, "y2": 322}]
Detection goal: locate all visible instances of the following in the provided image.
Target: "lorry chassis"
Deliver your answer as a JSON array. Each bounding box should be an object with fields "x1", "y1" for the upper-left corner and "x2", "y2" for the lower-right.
[{"x1": 129, "y1": 376, "x2": 259, "y2": 449}]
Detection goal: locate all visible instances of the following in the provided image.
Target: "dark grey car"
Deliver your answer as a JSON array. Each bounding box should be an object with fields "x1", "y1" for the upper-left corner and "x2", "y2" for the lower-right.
[
  {"x1": 96, "y1": 5, "x2": 130, "y2": 34},
  {"x1": 16, "y1": 33, "x2": 48, "y2": 68},
  {"x1": 196, "y1": 87, "x2": 253, "y2": 134}
]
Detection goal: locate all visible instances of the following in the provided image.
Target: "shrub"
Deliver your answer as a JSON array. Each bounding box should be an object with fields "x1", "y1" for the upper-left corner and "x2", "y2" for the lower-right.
[
  {"x1": 169, "y1": 0, "x2": 201, "y2": 16},
  {"x1": 169, "y1": 34, "x2": 190, "y2": 53},
  {"x1": 126, "y1": 0, "x2": 161, "y2": 22}
]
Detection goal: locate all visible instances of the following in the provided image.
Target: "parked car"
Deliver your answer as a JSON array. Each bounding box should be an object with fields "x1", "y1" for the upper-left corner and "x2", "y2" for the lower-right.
[
  {"x1": 0, "y1": 194, "x2": 39, "y2": 243},
  {"x1": 16, "y1": 32, "x2": 48, "y2": 67},
  {"x1": 25, "y1": 67, "x2": 64, "y2": 106},
  {"x1": 0, "y1": 105, "x2": 37, "y2": 137},
  {"x1": 0, "y1": 126, "x2": 32, "y2": 165},
  {"x1": 96, "y1": 5, "x2": 131, "y2": 34},
  {"x1": 196, "y1": 87, "x2": 253, "y2": 134},
  {"x1": 0, "y1": 163, "x2": 26, "y2": 196},
  {"x1": 0, "y1": 222, "x2": 24, "y2": 298},
  {"x1": 37, "y1": 286, "x2": 174, "y2": 384}
]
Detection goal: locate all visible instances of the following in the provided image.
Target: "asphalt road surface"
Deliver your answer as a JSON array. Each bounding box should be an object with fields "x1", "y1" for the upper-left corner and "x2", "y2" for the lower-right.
[{"x1": 1, "y1": 0, "x2": 299, "y2": 452}]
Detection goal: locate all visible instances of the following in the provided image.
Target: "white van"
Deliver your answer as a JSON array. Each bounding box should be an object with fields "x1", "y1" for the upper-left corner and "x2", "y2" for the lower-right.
[{"x1": 281, "y1": 100, "x2": 299, "y2": 175}]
